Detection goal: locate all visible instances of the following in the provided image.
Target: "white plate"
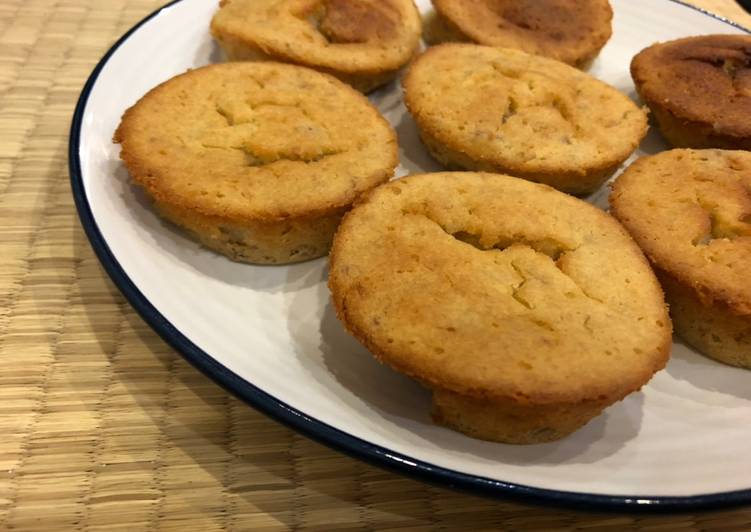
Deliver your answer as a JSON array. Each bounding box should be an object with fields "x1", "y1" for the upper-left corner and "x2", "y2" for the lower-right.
[{"x1": 70, "y1": 0, "x2": 751, "y2": 510}]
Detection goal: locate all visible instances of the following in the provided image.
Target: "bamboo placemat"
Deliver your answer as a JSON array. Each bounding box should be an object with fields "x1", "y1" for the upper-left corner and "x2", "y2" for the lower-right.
[{"x1": 1, "y1": 0, "x2": 751, "y2": 529}]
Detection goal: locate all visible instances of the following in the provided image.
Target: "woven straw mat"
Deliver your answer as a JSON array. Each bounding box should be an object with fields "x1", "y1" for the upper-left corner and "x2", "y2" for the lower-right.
[{"x1": 1, "y1": 0, "x2": 751, "y2": 530}]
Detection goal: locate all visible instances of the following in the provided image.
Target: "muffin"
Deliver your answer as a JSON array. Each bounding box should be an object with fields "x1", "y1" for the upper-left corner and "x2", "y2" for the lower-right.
[
  {"x1": 424, "y1": 0, "x2": 613, "y2": 68},
  {"x1": 330, "y1": 172, "x2": 671, "y2": 444},
  {"x1": 210, "y1": 0, "x2": 422, "y2": 93},
  {"x1": 631, "y1": 35, "x2": 751, "y2": 150},
  {"x1": 611, "y1": 149, "x2": 751, "y2": 369},
  {"x1": 402, "y1": 44, "x2": 648, "y2": 195},
  {"x1": 114, "y1": 62, "x2": 397, "y2": 265}
]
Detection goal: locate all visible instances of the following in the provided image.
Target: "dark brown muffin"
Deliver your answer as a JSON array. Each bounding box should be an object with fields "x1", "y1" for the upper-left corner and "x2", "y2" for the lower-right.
[
  {"x1": 631, "y1": 35, "x2": 751, "y2": 149},
  {"x1": 424, "y1": 0, "x2": 613, "y2": 67}
]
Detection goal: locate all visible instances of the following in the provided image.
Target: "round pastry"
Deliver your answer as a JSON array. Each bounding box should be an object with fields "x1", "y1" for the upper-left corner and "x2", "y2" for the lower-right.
[
  {"x1": 114, "y1": 62, "x2": 397, "y2": 264},
  {"x1": 329, "y1": 172, "x2": 671, "y2": 443},
  {"x1": 402, "y1": 44, "x2": 648, "y2": 195},
  {"x1": 424, "y1": 0, "x2": 613, "y2": 67},
  {"x1": 611, "y1": 149, "x2": 751, "y2": 369},
  {"x1": 210, "y1": 0, "x2": 422, "y2": 93},
  {"x1": 631, "y1": 35, "x2": 751, "y2": 150}
]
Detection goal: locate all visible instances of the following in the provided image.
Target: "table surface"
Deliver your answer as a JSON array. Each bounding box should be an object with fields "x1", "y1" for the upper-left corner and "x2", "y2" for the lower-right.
[{"x1": 3, "y1": 0, "x2": 751, "y2": 530}]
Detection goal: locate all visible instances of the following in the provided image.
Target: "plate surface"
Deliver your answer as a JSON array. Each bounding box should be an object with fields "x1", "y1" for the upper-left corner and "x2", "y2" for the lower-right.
[{"x1": 70, "y1": 0, "x2": 751, "y2": 510}]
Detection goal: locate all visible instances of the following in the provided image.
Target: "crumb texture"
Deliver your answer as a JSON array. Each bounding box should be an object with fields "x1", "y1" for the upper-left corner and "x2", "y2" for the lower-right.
[
  {"x1": 403, "y1": 44, "x2": 647, "y2": 194},
  {"x1": 428, "y1": 0, "x2": 613, "y2": 66},
  {"x1": 330, "y1": 172, "x2": 671, "y2": 405}
]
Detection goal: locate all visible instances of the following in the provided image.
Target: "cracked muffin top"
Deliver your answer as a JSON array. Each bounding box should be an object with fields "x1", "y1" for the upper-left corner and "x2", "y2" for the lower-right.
[
  {"x1": 631, "y1": 35, "x2": 751, "y2": 139},
  {"x1": 610, "y1": 149, "x2": 751, "y2": 315},
  {"x1": 210, "y1": 0, "x2": 421, "y2": 76},
  {"x1": 114, "y1": 62, "x2": 397, "y2": 222},
  {"x1": 329, "y1": 172, "x2": 671, "y2": 405},
  {"x1": 429, "y1": 0, "x2": 612, "y2": 66},
  {"x1": 402, "y1": 44, "x2": 647, "y2": 193}
]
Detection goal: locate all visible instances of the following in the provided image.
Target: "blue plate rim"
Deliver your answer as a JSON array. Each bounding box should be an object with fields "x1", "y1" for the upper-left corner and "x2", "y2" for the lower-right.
[{"x1": 68, "y1": 0, "x2": 751, "y2": 512}]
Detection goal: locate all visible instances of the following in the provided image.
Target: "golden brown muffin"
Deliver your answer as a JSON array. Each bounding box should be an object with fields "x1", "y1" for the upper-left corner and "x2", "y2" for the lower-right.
[
  {"x1": 210, "y1": 0, "x2": 422, "y2": 93},
  {"x1": 330, "y1": 172, "x2": 671, "y2": 444},
  {"x1": 611, "y1": 149, "x2": 751, "y2": 369},
  {"x1": 402, "y1": 44, "x2": 648, "y2": 195},
  {"x1": 424, "y1": 0, "x2": 613, "y2": 68},
  {"x1": 114, "y1": 62, "x2": 397, "y2": 265},
  {"x1": 631, "y1": 35, "x2": 751, "y2": 150}
]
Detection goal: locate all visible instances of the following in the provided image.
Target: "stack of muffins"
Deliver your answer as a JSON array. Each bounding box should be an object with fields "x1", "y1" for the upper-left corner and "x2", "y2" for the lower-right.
[{"x1": 114, "y1": 0, "x2": 750, "y2": 445}]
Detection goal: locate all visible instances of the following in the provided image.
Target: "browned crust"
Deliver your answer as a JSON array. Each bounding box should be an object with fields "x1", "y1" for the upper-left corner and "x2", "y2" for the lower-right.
[
  {"x1": 329, "y1": 173, "x2": 672, "y2": 407},
  {"x1": 156, "y1": 200, "x2": 344, "y2": 264},
  {"x1": 609, "y1": 150, "x2": 751, "y2": 316},
  {"x1": 211, "y1": 26, "x2": 408, "y2": 79},
  {"x1": 431, "y1": 388, "x2": 611, "y2": 444},
  {"x1": 422, "y1": 8, "x2": 470, "y2": 46},
  {"x1": 656, "y1": 268, "x2": 751, "y2": 369},
  {"x1": 631, "y1": 34, "x2": 751, "y2": 146},
  {"x1": 114, "y1": 63, "x2": 398, "y2": 226},
  {"x1": 209, "y1": 0, "x2": 421, "y2": 91},
  {"x1": 211, "y1": 29, "x2": 404, "y2": 93},
  {"x1": 430, "y1": 0, "x2": 612, "y2": 67},
  {"x1": 330, "y1": 275, "x2": 669, "y2": 407},
  {"x1": 636, "y1": 90, "x2": 751, "y2": 150},
  {"x1": 401, "y1": 44, "x2": 647, "y2": 195},
  {"x1": 415, "y1": 115, "x2": 622, "y2": 196},
  {"x1": 318, "y1": 0, "x2": 401, "y2": 44}
]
